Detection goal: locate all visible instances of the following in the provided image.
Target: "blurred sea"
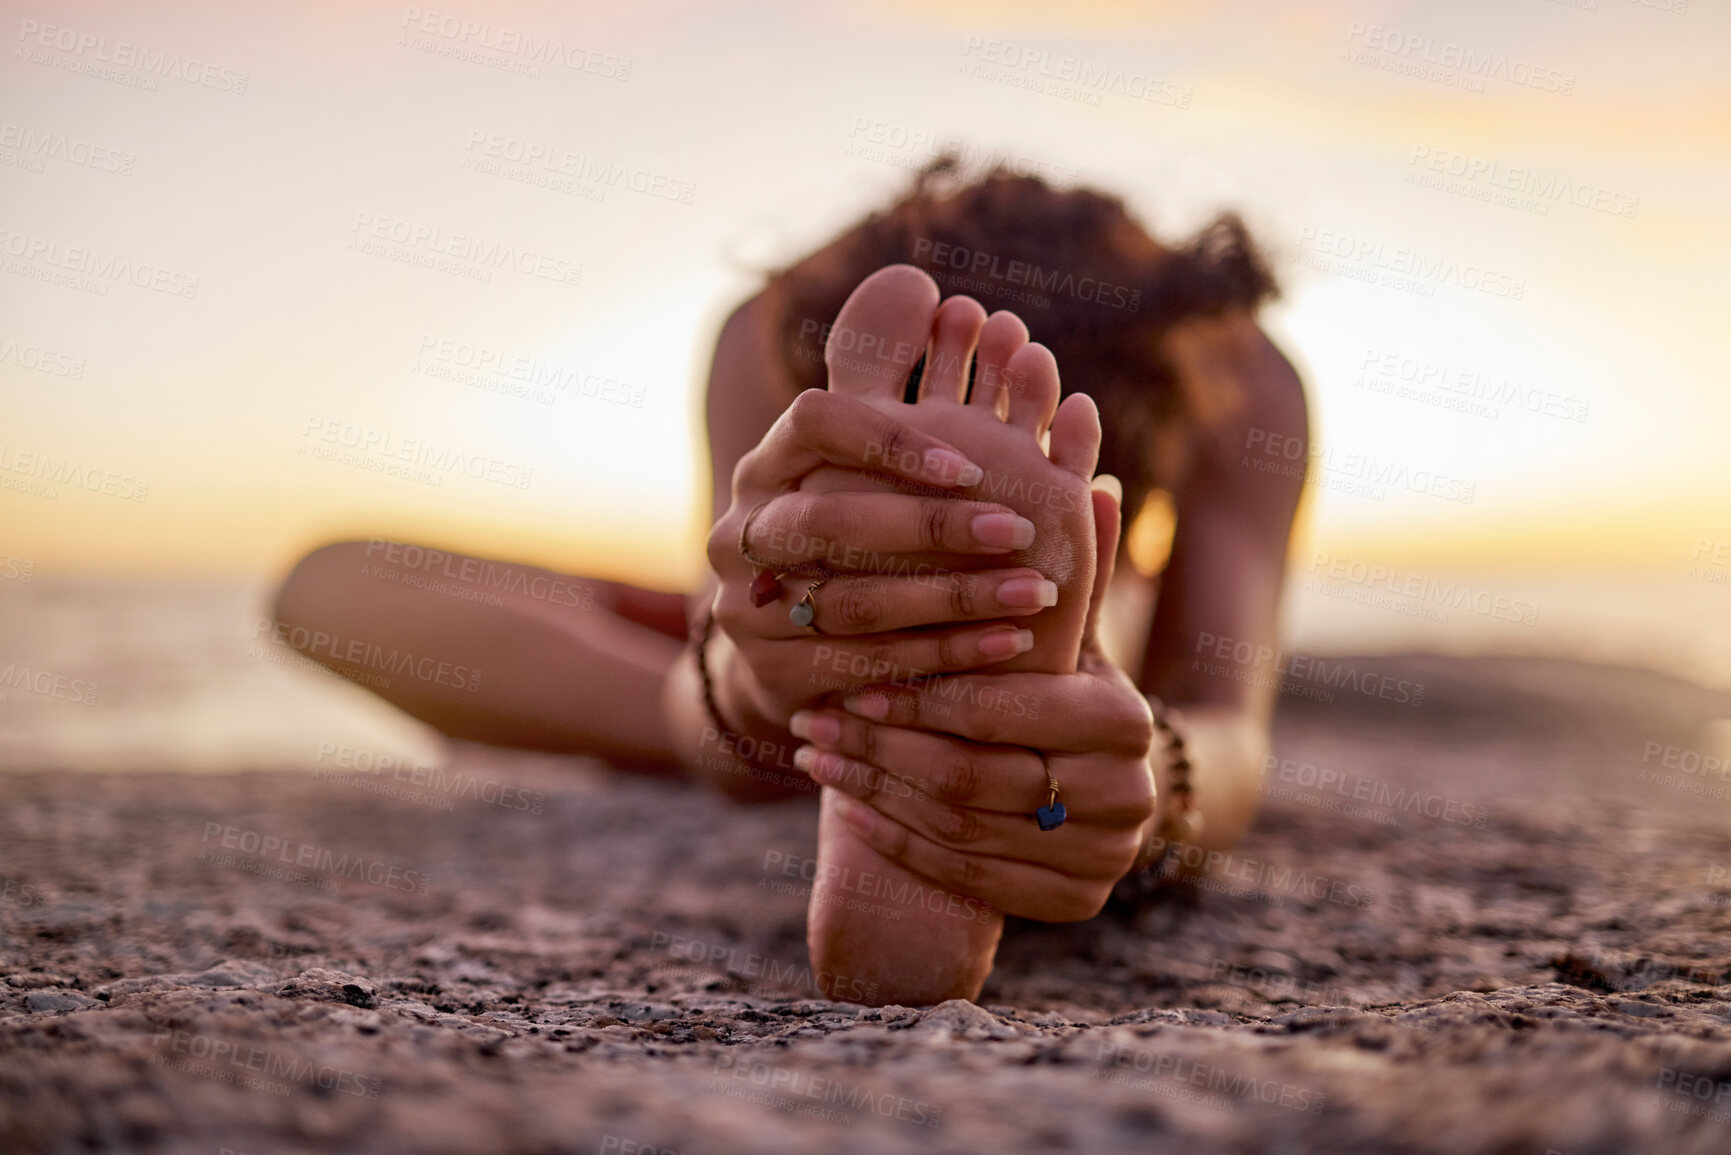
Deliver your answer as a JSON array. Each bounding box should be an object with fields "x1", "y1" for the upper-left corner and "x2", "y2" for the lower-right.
[{"x1": 1, "y1": 576, "x2": 1728, "y2": 773}]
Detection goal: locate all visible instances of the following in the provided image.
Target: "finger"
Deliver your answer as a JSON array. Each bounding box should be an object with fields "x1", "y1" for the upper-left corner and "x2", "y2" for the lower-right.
[
  {"x1": 738, "y1": 389, "x2": 984, "y2": 492},
  {"x1": 765, "y1": 568, "x2": 1057, "y2": 637},
  {"x1": 968, "y1": 310, "x2": 1027, "y2": 418},
  {"x1": 801, "y1": 748, "x2": 1136, "y2": 877},
  {"x1": 1082, "y1": 476, "x2": 1123, "y2": 646},
  {"x1": 840, "y1": 671, "x2": 1154, "y2": 756},
  {"x1": 742, "y1": 490, "x2": 1036, "y2": 567},
  {"x1": 829, "y1": 793, "x2": 1119, "y2": 922},
  {"x1": 790, "y1": 708, "x2": 1045, "y2": 811},
  {"x1": 920, "y1": 296, "x2": 987, "y2": 403},
  {"x1": 770, "y1": 622, "x2": 1037, "y2": 693}
]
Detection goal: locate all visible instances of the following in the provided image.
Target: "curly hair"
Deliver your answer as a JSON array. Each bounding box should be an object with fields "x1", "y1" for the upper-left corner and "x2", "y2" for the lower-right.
[{"x1": 759, "y1": 155, "x2": 1279, "y2": 525}]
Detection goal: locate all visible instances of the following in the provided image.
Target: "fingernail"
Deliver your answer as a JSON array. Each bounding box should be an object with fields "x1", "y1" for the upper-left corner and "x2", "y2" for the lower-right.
[
  {"x1": 842, "y1": 694, "x2": 889, "y2": 721},
  {"x1": 979, "y1": 627, "x2": 1035, "y2": 660},
  {"x1": 972, "y1": 513, "x2": 1036, "y2": 550},
  {"x1": 996, "y1": 577, "x2": 1059, "y2": 609},
  {"x1": 925, "y1": 449, "x2": 982, "y2": 487}
]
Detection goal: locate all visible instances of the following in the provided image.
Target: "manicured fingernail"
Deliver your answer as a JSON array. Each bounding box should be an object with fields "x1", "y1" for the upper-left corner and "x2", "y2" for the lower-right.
[
  {"x1": 979, "y1": 627, "x2": 1035, "y2": 660},
  {"x1": 925, "y1": 449, "x2": 982, "y2": 487},
  {"x1": 972, "y1": 513, "x2": 1036, "y2": 550},
  {"x1": 789, "y1": 710, "x2": 839, "y2": 746},
  {"x1": 839, "y1": 795, "x2": 876, "y2": 837},
  {"x1": 996, "y1": 577, "x2": 1058, "y2": 609},
  {"x1": 843, "y1": 694, "x2": 889, "y2": 721}
]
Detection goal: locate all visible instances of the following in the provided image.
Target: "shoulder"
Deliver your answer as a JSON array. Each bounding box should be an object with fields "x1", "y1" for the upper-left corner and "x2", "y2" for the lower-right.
[
  {"x1": 1165, "y1": 311, "x2": 1308, "y2": 533},
  {"x1": 1166, "y1": 310, "x2": 1307, "y2": 461}
]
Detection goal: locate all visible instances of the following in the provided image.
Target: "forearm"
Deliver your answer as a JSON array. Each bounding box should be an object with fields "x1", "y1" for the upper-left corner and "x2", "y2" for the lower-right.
[
  {"x1": 273, "y1": 542, "x2": 682, "y2": 766},
  {"x1": 662, "y1": 611, "x2": 814, "y2": 803}
]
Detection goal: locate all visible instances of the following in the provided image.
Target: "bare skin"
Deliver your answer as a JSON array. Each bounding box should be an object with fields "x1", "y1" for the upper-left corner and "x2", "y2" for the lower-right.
[
  {"x1": 272, "y1": 264, "x2": 1308, "y2": 1005},
  {"x1": 786, "y1": 266, "x2": 1121, "y2": 1002}
]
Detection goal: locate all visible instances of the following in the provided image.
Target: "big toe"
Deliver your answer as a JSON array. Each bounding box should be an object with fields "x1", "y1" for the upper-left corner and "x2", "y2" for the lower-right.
[{"x1": 826, "y1": 265, "x2": 941, "y2": 400}]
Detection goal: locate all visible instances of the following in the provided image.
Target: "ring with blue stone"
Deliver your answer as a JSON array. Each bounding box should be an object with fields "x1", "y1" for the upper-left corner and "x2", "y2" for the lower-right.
[
  {"x1": 790, "y1": 574, "x2": 833, "y2": 634},
  {"x1": 1035, "y1": 768, "x2": 1066, "y2": 831}
]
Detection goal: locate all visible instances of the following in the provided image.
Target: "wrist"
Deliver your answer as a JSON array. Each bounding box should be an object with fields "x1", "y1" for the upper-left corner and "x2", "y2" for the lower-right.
[{"x1": 690, "y1": 614, "x2": 810, "y2": 801}]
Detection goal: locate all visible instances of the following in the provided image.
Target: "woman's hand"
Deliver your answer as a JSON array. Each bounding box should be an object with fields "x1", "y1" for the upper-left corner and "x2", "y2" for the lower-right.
[
  {"x1": 705, "y1": 389, "x2": 1061, "y2": 730},
  {"x1": 780, "y1": 484, "x2": 1158, "y2": 921},
  {"x1": 786, "y1": 640, "x2": 1156, "y2": 921}
]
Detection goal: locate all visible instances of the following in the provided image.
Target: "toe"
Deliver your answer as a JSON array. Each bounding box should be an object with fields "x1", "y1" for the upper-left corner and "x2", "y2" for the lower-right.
[
  {"x1": 1048, "y1": 393, "x2": 1102, "y2": 479},
  {"x1": 920, "y1": 296, "x2": 988, "y2": 403},
  {"x1": 1005, "y1": 341, "x2": 1061, "y2": 436},
  {"x1": 969, "y1": 310, "x2": 1029, "y2": 419},
  {"x1": 826, "y1": 265, "x2": 941, "y2": 400}
]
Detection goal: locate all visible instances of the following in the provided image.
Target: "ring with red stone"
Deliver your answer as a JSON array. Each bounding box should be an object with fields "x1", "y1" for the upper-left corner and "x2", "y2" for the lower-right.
[{"x1": 738, "y1": 500, "x2": 786, "y2": 607}]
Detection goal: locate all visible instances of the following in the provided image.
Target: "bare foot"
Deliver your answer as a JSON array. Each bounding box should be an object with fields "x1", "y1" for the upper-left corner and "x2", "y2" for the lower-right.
[{"x1": 801, "y1": 265, "x2": 1102, "y2": 1005}]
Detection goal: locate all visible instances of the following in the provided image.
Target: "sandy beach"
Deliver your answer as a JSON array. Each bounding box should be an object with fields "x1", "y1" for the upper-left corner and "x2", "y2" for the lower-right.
[{"x1": 5, "y1": 584, "x2": 1731, "y2": 1152}]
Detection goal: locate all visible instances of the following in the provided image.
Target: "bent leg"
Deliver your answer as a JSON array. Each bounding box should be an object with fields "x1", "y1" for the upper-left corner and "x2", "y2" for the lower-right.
[{"x1": 272, "y1": 540, "x2": 690, "y2": 771}]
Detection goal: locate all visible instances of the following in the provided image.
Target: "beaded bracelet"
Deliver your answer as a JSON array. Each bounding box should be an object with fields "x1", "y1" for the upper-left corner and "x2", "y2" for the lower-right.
[
  {"x1": 692, "y1": 607, "x2": 732, "y2": 741},
  {"x1": 1145, "y1": 697, "x2": 1202, "y2": 874}
]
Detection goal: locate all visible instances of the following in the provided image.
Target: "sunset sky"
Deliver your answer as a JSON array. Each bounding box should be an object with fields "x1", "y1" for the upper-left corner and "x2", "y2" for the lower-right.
[{"x1": 4, "y1": 0, "x2": 1728, "y2": 593}]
